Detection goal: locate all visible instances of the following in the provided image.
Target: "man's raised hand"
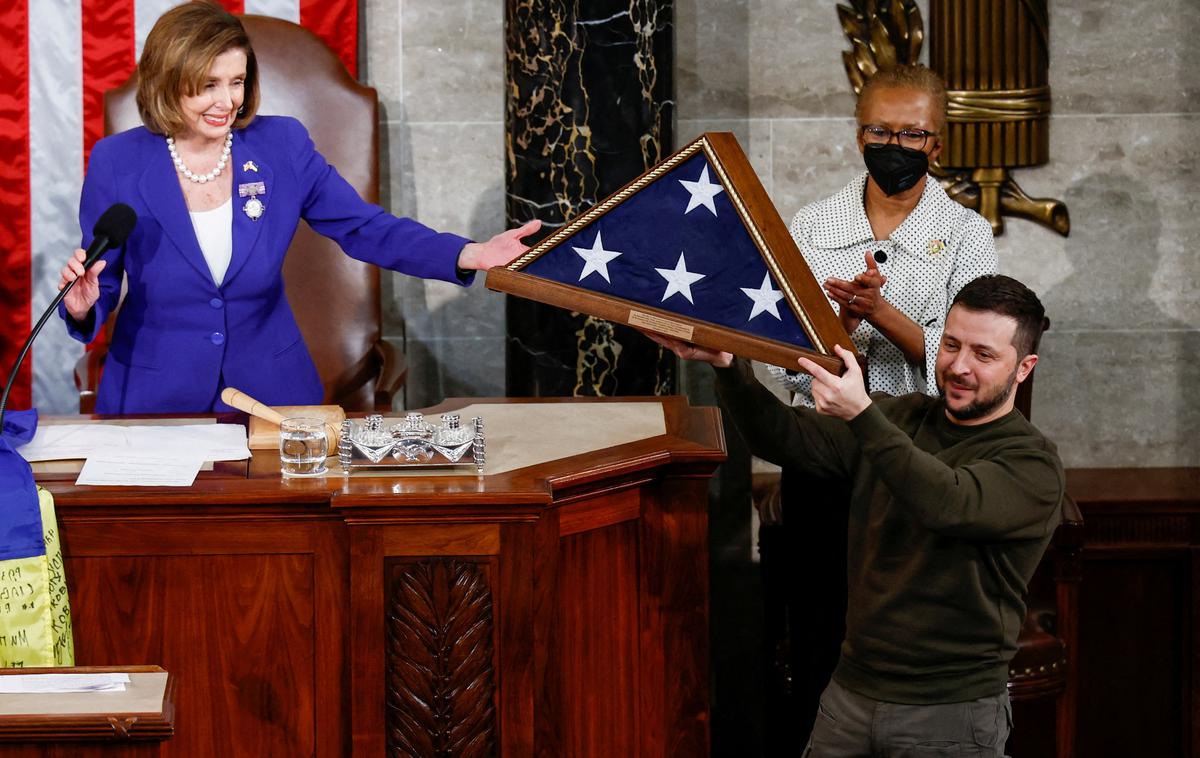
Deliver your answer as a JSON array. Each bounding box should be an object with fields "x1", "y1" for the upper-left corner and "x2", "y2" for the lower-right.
[{"x1": 796, "y1": 344, "x2": 871, "y2": 420}]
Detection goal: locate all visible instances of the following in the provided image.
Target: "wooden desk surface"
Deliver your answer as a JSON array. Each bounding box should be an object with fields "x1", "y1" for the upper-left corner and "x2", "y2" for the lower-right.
[
  {"x1": 0, "y1": 666, "x2": 173, "y2": 743},
  {"x1": 36, "y1": 395, "x2": 725, "y2": 509}
]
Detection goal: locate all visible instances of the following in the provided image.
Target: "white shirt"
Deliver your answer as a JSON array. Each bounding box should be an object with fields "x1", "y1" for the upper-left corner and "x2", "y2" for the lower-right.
[
  {"x1": 189, "y1": 197, "x2": 233, "y2": 286},
  {"x1": 769, "y1": 172, "x2": 997, "y2": 406}
]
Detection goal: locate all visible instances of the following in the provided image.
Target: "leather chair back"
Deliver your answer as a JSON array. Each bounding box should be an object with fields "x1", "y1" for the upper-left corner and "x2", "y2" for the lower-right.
[{"x1": 105, "y1": 15, "x2": 383, "y2": 410}]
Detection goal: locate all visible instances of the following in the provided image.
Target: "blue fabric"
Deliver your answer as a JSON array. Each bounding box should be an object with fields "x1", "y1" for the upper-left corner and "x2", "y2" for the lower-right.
[
  {"x1": 60, "y1": 116, "x2": 472, "y2": 414},
  {"x1": 0, "y1": 410, "x2": 45, "y2": 561},
  {"x1": 523, "y1": 152, "x2": 814, "y2": 350}
]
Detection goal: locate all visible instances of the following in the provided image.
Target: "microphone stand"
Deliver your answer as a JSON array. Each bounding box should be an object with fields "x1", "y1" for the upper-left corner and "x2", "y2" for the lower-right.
[
  {"x1": 0, "y1": 278, "x2": 88, "y2": 432},
  {"x1": 1, "y1": 203, "x2": 133, "y2": 433}
]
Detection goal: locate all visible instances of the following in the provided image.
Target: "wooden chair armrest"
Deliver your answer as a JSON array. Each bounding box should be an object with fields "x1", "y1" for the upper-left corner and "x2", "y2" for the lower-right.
[{"x1": 372, "y1": 336, "x2": 408, "y2": 411}]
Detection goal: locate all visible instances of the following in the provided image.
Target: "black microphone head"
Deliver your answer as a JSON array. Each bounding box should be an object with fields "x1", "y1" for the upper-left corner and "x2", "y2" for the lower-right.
[{"x1": 93, "y1": 203, "x2": 137, "y2": 249}]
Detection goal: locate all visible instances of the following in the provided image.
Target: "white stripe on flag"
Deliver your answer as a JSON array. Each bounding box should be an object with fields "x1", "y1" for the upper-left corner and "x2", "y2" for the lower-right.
[
  {"x1": 134, "y1": 0, "x2": 178, "y2": 62},
  {"x1": 28, "y1": 1, "x2": 84, "y2": 413},
  {"x1": 244, "y1": 0, "x2": 300, "y2": 23}
]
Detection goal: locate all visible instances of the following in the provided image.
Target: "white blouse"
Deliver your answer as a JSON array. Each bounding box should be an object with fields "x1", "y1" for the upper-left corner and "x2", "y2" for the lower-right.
[
  {"x1": 189, "y1": 197, "x2": 233, "y2": 286},
  {"x1": 769, "y1": 172, "x2": 998, "y2": 406}
]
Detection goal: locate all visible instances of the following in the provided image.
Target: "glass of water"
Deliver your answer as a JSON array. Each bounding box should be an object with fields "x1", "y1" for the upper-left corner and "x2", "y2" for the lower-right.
[{"x1": 279, "y1": 417, "x2": 329, "y2": 477}]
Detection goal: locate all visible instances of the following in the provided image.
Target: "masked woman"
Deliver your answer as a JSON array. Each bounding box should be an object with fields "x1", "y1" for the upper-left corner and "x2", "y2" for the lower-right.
[
  {"x1": 762, "y1": 64, "x2": 997, "y2": 743},
  {"x1": 57, "y1": 1, "x2": 537, "y2": 414}
]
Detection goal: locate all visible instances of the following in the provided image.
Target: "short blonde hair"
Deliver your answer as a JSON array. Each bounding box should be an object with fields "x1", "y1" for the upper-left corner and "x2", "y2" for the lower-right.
[
  {"x1": 856, "y1": 64, "x2": 948, "y2": 133},
  {"x1": 136, "y1": 1, "x2": 259, "y2": 136}
]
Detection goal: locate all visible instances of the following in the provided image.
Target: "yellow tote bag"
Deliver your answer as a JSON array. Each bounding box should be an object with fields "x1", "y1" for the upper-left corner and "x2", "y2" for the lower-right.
[
  {"x1": 0, "y1": 488, "x2": 74, "y2": 667},
  {"x1": 0, "y1": 409, "x2": 74, "y2": 668}
]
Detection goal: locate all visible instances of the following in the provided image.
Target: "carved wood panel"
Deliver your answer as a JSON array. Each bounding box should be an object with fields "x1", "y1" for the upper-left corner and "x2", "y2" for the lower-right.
[{"x1": 385, "y1": 559, "x2": 497, "y2": 758}]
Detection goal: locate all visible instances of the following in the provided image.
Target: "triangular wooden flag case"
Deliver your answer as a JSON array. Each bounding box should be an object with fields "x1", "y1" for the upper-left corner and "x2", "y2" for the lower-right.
[{"x1": 487, "y1": 133, "x2": 856, "y2": 373}]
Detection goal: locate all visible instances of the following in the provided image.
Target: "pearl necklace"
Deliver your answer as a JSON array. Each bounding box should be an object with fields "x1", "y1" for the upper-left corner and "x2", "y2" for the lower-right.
[{"x1": 166, "y1": 131, "x2": 233, "y2": 184}]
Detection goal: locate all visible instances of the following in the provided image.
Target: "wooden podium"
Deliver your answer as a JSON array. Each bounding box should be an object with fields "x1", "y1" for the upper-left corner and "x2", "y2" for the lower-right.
[{"x1": 34, "y1": 397, "x2": 724, "y2": 757}]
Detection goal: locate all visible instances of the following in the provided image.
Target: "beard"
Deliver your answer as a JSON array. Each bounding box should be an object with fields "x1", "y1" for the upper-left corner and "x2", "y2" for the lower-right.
[{"x1": 937, "y1": 364, "x2": 1020, "y2": 422}]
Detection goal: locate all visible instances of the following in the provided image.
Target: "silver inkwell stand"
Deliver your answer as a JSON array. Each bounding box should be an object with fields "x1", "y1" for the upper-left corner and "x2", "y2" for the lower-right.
[{"x1": 337, "y1": 412, "x2": 485, "y2": 475}]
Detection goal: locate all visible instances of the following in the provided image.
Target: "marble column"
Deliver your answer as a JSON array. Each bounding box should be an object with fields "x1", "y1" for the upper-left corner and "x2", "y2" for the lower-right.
[{"x1": 503, "y1": 0, "x2": 676, "y2": 397}]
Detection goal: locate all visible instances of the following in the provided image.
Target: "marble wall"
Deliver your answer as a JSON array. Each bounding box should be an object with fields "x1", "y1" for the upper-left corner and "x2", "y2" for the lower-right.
[
  {"x1": 365, "y1": 0, "x2": 1199, "y2": 468},
  {"x1": 363, "y1": 0, "x2": 510, "y2": 408}
]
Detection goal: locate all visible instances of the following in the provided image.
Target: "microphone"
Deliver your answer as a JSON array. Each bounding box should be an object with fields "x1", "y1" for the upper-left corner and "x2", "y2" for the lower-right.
[
  {"x1": 0, "y1": 203, "x2": 138, "y2": 429},
  {"x1": 80, "y1": 203, "x2": 137, "y2": 268}
]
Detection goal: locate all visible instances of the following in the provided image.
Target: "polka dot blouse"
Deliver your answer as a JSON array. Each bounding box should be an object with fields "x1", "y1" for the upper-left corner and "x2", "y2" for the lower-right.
[{"x1": 768, "y1": 172, "x2": 997, "y2": 406}]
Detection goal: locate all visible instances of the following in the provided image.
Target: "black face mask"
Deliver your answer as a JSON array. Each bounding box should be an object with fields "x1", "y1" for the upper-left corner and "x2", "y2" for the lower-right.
[{"x1": 863, "y1": 143, "x2": 928, "y2": 196}]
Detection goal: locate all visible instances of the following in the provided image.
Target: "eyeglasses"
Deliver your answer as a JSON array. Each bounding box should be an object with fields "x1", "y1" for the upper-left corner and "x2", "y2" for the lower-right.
[{"x1": 860, "y1": 125, "x2": 937, "y2": 151}]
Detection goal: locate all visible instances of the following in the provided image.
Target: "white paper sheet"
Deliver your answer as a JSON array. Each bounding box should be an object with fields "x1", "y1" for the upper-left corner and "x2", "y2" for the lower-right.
[
  {"x1": 20, "y1": 423, "x2": 250, "y2": 463},
  {"x1": 76, "y1": 455, "x2": 204, "y2": 487},
  {"x1": 0, "y1": 673, "x2": 130, "y2": 694}
]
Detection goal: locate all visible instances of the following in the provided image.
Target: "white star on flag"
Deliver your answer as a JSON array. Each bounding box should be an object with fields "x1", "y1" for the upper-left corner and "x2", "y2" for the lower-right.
[
  {"x1": 740, "y1": 272, "x2": 785, "y2": 321},
  {"x1": 678, "y1": 164, "x2": 725, "y2": 216},
  {"x1": 571, "y1": 230, "x2": 623, "y2": 283},
  {"x1": 656, "y1": 252, "x2": 706, "y2": 304}
]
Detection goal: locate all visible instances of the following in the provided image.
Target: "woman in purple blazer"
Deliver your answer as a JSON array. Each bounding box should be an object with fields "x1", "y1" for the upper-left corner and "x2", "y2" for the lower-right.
[{"x1": 57, "y1": 2, "x2": 536, "y2": 414}]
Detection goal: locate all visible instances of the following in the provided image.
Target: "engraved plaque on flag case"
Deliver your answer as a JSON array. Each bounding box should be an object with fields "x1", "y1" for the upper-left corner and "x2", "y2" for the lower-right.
[{"x1": 487, "y1": 133, "x2": 856, "y2": 374}]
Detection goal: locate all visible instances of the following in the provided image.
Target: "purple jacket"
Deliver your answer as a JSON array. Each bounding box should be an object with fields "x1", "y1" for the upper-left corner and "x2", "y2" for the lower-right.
[{"x1": 62, "y1": 116, "x2": 470, "y2": 413}]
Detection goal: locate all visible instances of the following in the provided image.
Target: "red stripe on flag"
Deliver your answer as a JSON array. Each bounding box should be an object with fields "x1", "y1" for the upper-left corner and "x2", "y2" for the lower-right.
[
  {"x1": 81, "y1": 0, "x2": 136, "y2": 167},
  {"x1": 0, "y1": 2, "x2": 32, "y2": 409},
  {"x1": 80, "y1": 0, "x2": 136, "y2": 367},
  {"x1": 219, "y1": 0, "x2": 245, "y2": 13},
  {"x1": 300, "y1": 0, "x2": 358, "y2": 78}
]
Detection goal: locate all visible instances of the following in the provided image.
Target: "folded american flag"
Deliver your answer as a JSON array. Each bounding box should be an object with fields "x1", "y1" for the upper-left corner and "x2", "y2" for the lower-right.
[{"x1": 489, "y1": 133, "x2": 851, "y2": 372}]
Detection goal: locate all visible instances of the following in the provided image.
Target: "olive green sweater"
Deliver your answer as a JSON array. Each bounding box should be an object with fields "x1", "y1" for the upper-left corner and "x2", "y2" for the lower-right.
[{"x1": 715, "y1": 358, "x2": 1064, "y2": 704}]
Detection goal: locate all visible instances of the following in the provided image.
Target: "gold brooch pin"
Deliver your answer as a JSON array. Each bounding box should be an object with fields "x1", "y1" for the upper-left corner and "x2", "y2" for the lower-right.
[
  {"x1": 927, "y1": 239, "x2": 946, "y2": 256},
  {"x1": 242, "y1": 160, "x2": 259, "y2": 173}
]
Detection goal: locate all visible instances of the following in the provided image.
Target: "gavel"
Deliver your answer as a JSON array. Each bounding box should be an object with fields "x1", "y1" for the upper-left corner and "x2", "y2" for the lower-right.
[{"x1": 219, "y1": 387, "x2": 343, "y2": 447}]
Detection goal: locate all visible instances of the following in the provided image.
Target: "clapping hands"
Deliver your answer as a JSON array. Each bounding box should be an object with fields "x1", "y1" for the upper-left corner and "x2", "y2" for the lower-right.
[{"x1": 823, "y1": 250, "x2": 887, "y2": 332}]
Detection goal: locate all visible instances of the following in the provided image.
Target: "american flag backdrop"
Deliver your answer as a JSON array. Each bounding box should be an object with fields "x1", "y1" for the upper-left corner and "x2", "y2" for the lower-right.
[{"x1": 0, "y1": 0, "x2": 358, "y2": 413}]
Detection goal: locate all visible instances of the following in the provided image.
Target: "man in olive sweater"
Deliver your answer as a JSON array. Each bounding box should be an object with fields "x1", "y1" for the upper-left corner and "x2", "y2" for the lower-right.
[{"x1": 649, "y1": 275, "x2": 1063, "y2": 756}]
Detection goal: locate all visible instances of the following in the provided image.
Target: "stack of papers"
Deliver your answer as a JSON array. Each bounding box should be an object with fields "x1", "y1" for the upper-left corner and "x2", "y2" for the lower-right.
[
  {"x1": 0, "y1": 673, "x2": 130, "y2": 694},
  {"x1": 21, "y1": 424, "x2": 251, "y2": 487}
]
